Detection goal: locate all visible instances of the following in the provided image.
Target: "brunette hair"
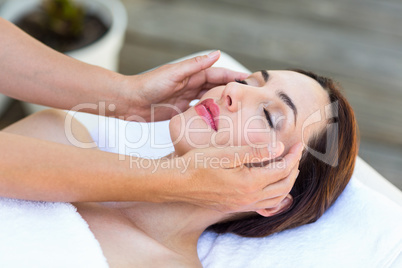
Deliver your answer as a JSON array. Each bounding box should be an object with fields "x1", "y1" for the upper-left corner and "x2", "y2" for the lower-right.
[{"x1": 208, "y1": 69, "x2": 359, "y2": 237}]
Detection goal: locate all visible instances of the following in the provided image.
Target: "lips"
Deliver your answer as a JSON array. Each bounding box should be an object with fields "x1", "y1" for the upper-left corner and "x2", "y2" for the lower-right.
[{"x1": 194, "y1": 99, "x2": 220, "y2": 131}]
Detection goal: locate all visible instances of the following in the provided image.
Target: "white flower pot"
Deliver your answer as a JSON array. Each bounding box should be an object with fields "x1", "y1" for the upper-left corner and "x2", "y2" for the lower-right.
[{"x1": 0, "y1": 0, "x2": 128, "y2": 114}]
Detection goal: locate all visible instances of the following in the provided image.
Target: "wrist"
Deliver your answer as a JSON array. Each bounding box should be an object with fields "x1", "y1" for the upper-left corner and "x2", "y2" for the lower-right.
[
  {"x1": 146, "y1": 156, "x2": 193, "y2": 204},
  {"x1": 112, "y1": 73, "x2": 151, "y2": 121},
  {"x1": 118, "y1": 157, "x2": 178, "y2": 203},
  {"x1": 104, "y1": 72, "x2": 132, "y2": 119}
]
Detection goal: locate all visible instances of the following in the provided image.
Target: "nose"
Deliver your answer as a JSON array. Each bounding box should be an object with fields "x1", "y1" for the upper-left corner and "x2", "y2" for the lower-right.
[{"x1": 224, "y1": 82, "x2": 246, "y2": 113}]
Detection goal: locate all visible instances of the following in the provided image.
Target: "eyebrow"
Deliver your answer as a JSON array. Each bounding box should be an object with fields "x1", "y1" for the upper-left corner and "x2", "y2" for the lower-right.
[
  {"x1": 259, "y1": 70, "x2": 298, "y2": 125},
  {"x1": 277, "y1": 91, "x2": 298, "y2": 125},
  {"x1": 260, "y1": 70, "x2": 269, "y2": 82}
]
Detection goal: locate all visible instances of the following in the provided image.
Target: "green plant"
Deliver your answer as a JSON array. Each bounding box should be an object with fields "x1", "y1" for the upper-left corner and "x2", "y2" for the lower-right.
[
  {"x1": 15, "y1": 0, "x2": 108, "y2": 52},
  {"x1": 42, "y1": 0, "x2": 84, "y2": 38}
]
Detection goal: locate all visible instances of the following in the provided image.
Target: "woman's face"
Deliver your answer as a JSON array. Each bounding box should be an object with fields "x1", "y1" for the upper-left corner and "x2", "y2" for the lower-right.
[{"x1": 169, "y1": 70, "x2": 330, "y2": 156}]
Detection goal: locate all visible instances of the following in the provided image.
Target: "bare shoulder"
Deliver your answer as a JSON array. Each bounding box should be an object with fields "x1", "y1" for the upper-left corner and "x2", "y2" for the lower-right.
[{"x1": 73, "y1": 202, "x2": 202, "y2": 268}]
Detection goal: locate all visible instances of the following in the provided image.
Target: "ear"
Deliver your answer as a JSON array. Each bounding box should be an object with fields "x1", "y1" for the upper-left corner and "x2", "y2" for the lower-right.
[{"x1": 256, "y1": 194, "x2": 293, "y2": 217}]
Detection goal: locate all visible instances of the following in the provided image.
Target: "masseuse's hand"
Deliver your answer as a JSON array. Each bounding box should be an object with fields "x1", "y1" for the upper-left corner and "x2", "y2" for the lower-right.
[
  {"x1": 124, "y1": 51, "x2": 249, "y2": 122},
  {"x1": 165, "y1": 142, "x2": 303, "y2": 213}
]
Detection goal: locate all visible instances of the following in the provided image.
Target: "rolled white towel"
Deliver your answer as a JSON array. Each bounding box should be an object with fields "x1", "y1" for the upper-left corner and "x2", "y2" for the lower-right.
[{"x1": 0, "y1": 197, "x2": 108, "y2": 268}]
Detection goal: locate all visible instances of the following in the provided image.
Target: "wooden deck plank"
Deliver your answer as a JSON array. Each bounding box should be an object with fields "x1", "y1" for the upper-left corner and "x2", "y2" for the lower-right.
[
  {"x1": 120, "y1": 0, "x2": 402, "y2": 145},
  {"x1": 359, "y1": 139, "x2": 402, "y2": 190}
]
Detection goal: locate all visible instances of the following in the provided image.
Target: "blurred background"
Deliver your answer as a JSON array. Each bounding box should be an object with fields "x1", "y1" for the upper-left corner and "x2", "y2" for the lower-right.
[{"x1": 1, "y1": 0, "x2": 401, "y2": 189}]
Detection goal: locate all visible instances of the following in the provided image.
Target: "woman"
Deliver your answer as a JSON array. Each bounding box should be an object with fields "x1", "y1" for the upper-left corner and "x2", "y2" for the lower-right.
[{"x1": 2, "y1": 69, "x2": 358, "y2": 267}]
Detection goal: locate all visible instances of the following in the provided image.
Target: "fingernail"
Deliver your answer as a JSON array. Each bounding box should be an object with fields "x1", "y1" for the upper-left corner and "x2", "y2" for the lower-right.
[{"x1": 208, "y1": 50, "x2": 220, "y2": 58}]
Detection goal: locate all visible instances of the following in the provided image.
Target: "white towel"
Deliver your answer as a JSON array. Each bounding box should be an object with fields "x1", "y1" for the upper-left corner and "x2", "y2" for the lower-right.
[{"x1": 0, "y1": 198, "x2": 108, "y2": 268}]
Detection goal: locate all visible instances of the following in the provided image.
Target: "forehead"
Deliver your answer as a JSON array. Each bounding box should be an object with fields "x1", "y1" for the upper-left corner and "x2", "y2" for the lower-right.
[
  {"x1": 264, "y1": 70, "x2": 329, "y2": 116},
  {"x1": 259, "y1": 70, "x2": 331, "y2": 144},
  {"x1": 264, "y1": 70, "x2": 322, "y2": 93}
]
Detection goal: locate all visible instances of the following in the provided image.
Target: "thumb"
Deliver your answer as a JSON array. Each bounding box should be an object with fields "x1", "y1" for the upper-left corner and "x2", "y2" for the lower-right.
[
  {"x1": 173, "y1": 51, "x2": 221, "y2": 78},
  {"x1": 216, "y1": 142, "x2": 285, "y2": 169}
]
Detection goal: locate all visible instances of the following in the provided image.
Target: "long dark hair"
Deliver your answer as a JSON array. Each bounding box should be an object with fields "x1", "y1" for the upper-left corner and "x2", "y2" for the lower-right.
[{"x1": 208, "y1": 70, "x2": 359, "y2": 237}]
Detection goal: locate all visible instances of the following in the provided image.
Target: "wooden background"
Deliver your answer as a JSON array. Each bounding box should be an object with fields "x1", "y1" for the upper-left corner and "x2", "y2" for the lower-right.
[{"x1": 1, "y1": 0, "x2": 401, "y2": 189}]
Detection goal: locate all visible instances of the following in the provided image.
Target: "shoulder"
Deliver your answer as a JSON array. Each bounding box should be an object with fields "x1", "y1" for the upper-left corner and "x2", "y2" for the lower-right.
[{"x1": 74, "y1": 202, "x2": 202, "y2": 267}]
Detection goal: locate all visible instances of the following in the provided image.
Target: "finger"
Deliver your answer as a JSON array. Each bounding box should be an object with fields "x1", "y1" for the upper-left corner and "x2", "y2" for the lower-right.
[
  {"x1": 264, "y1": 142, "x2": 303, "y2": 174},
  {"x1": 195, "y1": 89, "x2": 209, "y2": 100},
  {"x1": 254, "y1": 194, "x2": 293, "y2": 211},
  {"x1": 171, "y1": 51, "x2": 222, "y2": 79},
  {"x1": 249, "y1": 195, "x2": 285, "y2": 211},
  {"x1": 215, "y1": 142, "x2": 285, "y2": 169},
  {"x1": 262, "y1": 166, "x2": 300, "y2": 197},
  {"x1": 239, "y1": 144, "x2": 301, "y2": 189},
  {"x1": 203, "y1": 67, "x2": 250, "y2": 89},
  {"x1": 288, "y1": 142, "x2": 304, "y2": 157}
]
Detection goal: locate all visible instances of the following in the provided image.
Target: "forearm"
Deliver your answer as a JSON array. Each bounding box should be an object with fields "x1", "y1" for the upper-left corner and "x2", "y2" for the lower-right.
[
  {"x1": 0, "y1": 18, "x2": 128, "y2": 117},
  {"x1": 0, "y1": 131, "x2": 164, "y2": 202}
]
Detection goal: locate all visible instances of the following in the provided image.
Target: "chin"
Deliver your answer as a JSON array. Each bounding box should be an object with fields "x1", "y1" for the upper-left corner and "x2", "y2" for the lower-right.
[
  {"x1": 169, "y1": 115, "x2": 188, "y2": 156},
  {"x1": 172, "y1": 143, "x2": 188, "y2": 157}
]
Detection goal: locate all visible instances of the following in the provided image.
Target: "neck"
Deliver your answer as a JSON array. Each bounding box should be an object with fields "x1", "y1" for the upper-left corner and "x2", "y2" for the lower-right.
[
  {"x1": 101, "y1": 154, "x2": 228, "y2": 258},
  {"x1": 105, "y1": 201, "x2": 228, "y2": 257}
]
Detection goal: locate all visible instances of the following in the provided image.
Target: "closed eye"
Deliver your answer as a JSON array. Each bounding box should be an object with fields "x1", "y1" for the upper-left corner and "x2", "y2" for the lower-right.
[
  {"x1": 235, "y1": 79, "x2": 248, "y2": 85},
  {"x1": 236, "y1": 79, "x2": 273, "y2": 129},
  {"x1": 264, "y1": 109, "x2": 274, "y2": 129}
]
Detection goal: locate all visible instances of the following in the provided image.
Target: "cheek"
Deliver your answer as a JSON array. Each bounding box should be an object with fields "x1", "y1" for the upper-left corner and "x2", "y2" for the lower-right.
[
  {"x1": 242, "y1": 116, "x2": 272, "y2": 145},
  {"x1": 169, "y1": 110, "x2": 215, "y2": 155},
  {"x1": 214, "y1": 112, "x2": 274, "y2": 147},
  {"x1": 277, "y1": 125, "x2": 304, "y2": 156}
]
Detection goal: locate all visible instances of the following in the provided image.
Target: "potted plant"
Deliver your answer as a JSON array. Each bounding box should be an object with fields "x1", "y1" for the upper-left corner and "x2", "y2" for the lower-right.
[{"x1": 0, "y1": 0, "x2": 127, "y2": 113}]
